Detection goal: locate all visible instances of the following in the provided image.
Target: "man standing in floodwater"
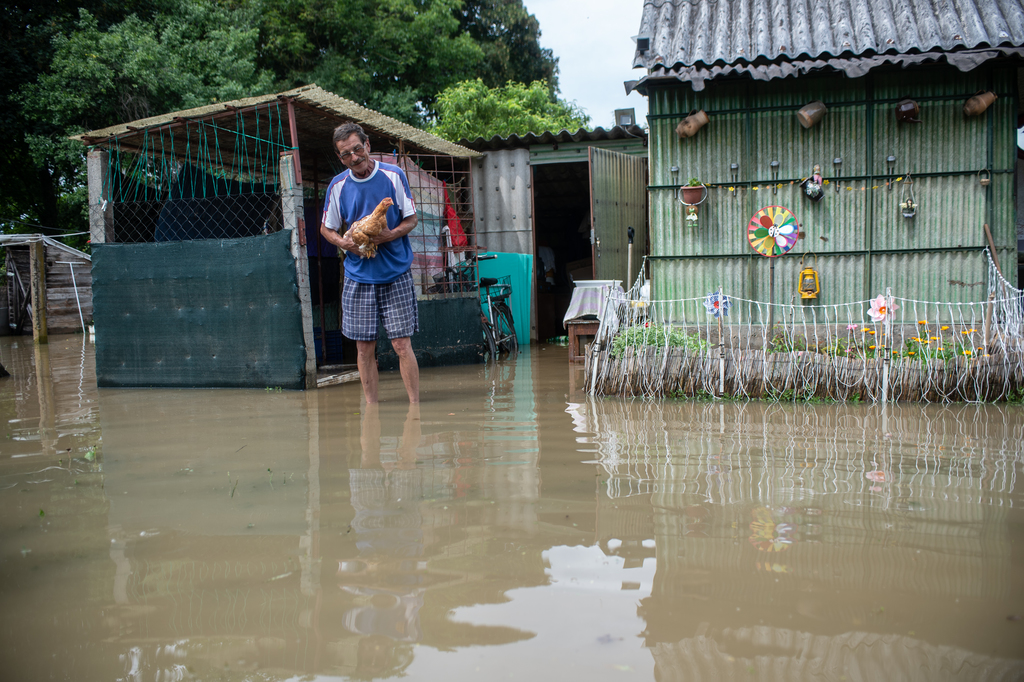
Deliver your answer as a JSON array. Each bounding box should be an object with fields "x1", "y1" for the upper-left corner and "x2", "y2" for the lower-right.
[{"x1": 321, "y1": 123, "x2": 420, "y2": 404}]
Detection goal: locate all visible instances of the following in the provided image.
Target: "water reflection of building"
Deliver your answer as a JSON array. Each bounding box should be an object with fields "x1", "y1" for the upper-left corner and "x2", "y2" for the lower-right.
[{"x1": 571, "y1": 398, "x2": 1024, "y2": 679}]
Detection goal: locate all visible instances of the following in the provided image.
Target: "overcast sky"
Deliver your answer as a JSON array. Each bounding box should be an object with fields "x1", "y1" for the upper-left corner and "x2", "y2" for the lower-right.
[{"x1": 525, "y1": 0, "x2": 649, "y2": 130}]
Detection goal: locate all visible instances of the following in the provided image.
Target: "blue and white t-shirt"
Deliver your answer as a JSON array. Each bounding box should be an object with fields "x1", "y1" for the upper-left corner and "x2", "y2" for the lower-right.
[{"x1": 322, "y1": 161, "x2": 416, "y2": 284}]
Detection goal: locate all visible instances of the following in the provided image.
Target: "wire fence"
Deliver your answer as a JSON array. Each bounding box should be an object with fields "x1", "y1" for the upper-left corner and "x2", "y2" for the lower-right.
[{"x1": 586, "y1": 250, "x2": 1024, "y2": 403}]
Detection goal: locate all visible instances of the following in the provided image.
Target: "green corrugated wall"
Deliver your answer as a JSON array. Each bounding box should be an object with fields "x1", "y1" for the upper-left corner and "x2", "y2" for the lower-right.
[{"x1": 646, "y1": 63, "x2": 1018, "y2": 311}]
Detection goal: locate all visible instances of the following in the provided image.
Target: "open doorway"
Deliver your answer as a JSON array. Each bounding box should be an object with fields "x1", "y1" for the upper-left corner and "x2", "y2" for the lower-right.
[{"x1": 531, "y1": 161, "x2": 593, "y2": 342}]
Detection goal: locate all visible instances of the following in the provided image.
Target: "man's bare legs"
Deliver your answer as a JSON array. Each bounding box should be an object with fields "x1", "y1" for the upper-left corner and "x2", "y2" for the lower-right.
[
  {"x1": 356, "y1": 339, "x2": 379, "y2": 404},
  {"x1": 391, "y1": 336, "x2": 419, "y2": 404},
  {"x1": 355, "y1": 337, "x2": 419, "y2": 404}
]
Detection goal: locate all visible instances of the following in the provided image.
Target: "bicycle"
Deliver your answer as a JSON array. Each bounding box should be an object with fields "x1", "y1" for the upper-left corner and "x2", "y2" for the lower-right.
[
  {"x1": 479, "y1": 268, "x2": 518, "y2": 357},
  {"x1": 429, "y1": 251, "x2": 516, "y2": 360}
]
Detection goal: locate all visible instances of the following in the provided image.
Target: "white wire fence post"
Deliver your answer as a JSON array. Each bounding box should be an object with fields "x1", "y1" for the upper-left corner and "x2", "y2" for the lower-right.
[
  {"x1": 882, "y1": 286, "x2": 893, "y2": 404},
  {"x1": 718, "y1": 284, "x2": 725, "y2": 396}
]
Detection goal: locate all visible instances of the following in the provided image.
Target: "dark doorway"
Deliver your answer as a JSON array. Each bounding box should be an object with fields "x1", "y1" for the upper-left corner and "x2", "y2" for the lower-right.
[{"x1": 532, "y1": 162, "x2": 592, "y2": 342}]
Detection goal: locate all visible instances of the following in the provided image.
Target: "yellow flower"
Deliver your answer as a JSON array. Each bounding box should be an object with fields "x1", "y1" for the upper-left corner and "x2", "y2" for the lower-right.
[
  {"x1": 930, "y1": 336, "x2": 937, "y2": 340},
  {"x1": 869, "y1": 345, "x2": 876, "y2": 350},
  {"x1": 918, "y1": 320, "x2": 927, "y2": 324},
  {"x1": 923, "y1": 340, "x2": 930, "y2": 344},
  {"x1": 941, "y1": 326, "x2": 949, "y2": 330},
  {"x1": 869, "y1": 330, "x2": 876, "y2": 335},
  {"x1": 908, "y1": 351, "x2": 915, "y2": 356},
  {"x1": 961, "y1": 330, "x2": 969, "y2": 335},
  {"x1": 969, "y1": 328, "x2": 977, "y2": 333},
  {"x1": 963, "y1": 350, "x2": 972, "y2": 355},
  {"x1": 938, "y1": 347, "x2": 944, "y2": 351},
  {"x1": 861, "y1": 328, "x2": 871, "y2": 332}
]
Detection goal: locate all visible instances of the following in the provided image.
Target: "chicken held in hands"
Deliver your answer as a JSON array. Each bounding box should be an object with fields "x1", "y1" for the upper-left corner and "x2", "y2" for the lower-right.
[{"x1": 344, "y1": 197, "x2": 394, "y2": 258}]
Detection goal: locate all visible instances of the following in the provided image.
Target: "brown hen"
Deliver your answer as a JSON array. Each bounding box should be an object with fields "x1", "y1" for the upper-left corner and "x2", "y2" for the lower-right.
[{"x1": 344, "y1": 197, "x2": 394, "y2": 258}]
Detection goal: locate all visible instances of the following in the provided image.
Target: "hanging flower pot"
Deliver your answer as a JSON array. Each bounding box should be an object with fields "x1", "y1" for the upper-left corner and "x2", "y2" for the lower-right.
[
  {"x1": 676, "y1": 110, "x2": 709, "y2": 138},
  {"x1": 677, "y1": 179, "x2": 707, "y2": 228},
  {"x1": 799, "y1": 164, "x2": 824, "y2": 203}
]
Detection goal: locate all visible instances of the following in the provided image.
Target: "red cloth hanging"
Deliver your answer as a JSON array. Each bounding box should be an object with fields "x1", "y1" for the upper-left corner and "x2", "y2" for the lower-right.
[{"x1": 444, "y1": 188, "x2": 468, "y2": 250}]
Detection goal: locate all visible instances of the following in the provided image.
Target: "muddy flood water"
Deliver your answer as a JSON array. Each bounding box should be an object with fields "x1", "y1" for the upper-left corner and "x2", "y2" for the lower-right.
[{"x1": 1, "y1": 336, "x2": 1024, "y2": 681}]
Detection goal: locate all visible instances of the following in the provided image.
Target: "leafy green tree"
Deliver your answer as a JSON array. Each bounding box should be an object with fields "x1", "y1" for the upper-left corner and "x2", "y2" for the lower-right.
[
  {"x1": 0, "y1": 0, "x2": 158, "y2": 237},
  {"x1": 257, "y1": 0, "x2": 559, "y2": 125},
  {"x1": 259, "y1": 0, "x2": 485, "y2": 126},
  {"x1": 13, "y1": 0, "x2": 275, "y2": 242},
  {"x1": 455, "y1": 0, "x2": 558, "y2": 93},
  {"x1": 430, "y1": 79, "x2": 589, "y2": 142}
]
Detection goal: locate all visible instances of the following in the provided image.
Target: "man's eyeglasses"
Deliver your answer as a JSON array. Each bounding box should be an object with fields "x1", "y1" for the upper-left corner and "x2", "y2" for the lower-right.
[{"x1": 339, "y1": 144, "x2": 365, "y2": 160}]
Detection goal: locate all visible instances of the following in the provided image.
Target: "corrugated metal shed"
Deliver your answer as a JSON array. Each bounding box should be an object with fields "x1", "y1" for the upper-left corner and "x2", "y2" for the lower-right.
[{"x1": 633, "y1": 0, "x2": 1024, "y2": 70}]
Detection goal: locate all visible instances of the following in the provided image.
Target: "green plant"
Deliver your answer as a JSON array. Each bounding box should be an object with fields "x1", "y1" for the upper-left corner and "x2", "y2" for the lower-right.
[
  {"x1": 686, "y1": 177, "x2": 701, "y2": 186},
  {"x1": 610, "y1": 324, "x2": 709, "y2": 358}
]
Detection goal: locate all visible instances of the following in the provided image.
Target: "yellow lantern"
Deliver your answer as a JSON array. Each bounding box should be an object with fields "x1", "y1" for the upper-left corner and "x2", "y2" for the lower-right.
[{"x1": 798, "y1": 253, "x2": 820, "y2": 300}]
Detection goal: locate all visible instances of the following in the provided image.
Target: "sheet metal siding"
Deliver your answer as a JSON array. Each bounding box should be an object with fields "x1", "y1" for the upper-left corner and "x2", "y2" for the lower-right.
[
  {"x1": 473, "y1": 149, "x2": 533, "y2": 254},
  {"x1": 648, "y1": 64, "x2": 1017, "y2": 304},
  {"x1": 590, "y1": 148, "x2": 649, "y2": 285},
  {"x1": 635, "y1": 0, "x2": 1024, "y2": 71}
]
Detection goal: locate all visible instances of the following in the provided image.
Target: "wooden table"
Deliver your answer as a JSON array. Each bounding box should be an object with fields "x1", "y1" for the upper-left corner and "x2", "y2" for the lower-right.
[{"x1": 566, "y1": 319, "x2": 600, "y2": 363}]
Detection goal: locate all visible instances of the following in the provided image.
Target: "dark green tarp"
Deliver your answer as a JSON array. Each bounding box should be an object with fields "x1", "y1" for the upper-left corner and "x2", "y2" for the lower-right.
[{"x1": 92, "y1": 231, "x2": 306, "y2": 388}]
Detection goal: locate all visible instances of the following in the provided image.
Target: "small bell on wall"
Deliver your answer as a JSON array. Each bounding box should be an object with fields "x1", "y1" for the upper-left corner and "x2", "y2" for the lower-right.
[
  {"x1": 798, "y1": 253, "x2": 820, "y2": 300},
  {"x1": 978, "y1": 169, "x2": 991, "y2": 187}
]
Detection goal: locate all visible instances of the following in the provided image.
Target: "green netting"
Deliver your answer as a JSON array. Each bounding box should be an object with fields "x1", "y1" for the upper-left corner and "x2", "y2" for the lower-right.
[
  {"x1": 377, "y1": 296, "x2": 484, "y2": 370},
  {"x1": 92, "y1": 231, "x2": 307, "y2": 388}
]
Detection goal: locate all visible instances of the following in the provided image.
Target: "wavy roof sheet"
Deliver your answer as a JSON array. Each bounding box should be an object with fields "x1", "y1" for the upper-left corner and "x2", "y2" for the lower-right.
[
  {"x1": 72, "y1": 84, "x2": 478, "y2": 159},
  {"x1": 633, "y1": 0, "x2": 1024, "y2": 71},
  {"x1": 460, "y1": 125, "x2": 646, "y2": 151}
]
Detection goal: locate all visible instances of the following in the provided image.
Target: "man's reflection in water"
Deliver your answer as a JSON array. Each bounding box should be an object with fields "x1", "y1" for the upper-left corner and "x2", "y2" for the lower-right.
[{"x1": 341, "y1": 403, "x2": 423, "y2": 676}]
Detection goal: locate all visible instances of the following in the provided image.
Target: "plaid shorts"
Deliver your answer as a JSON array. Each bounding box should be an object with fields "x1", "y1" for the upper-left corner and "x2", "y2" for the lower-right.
[{"x1": 342, "y1": 271, "x2": 419, "y2": 341}]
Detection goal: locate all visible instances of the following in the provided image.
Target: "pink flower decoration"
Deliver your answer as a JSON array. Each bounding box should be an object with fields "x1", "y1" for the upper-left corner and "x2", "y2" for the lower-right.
[
  {"x1": 866, "y1": 470, "x2": 886, "y2": 483},
  {"x1": 867, "y1": 295, "x2": 898, "y2": 323}
]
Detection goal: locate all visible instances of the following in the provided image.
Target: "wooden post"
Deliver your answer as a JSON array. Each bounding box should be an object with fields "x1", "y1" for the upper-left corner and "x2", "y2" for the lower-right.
[
  {"x1": 281, "y1": 152, "x2": 317, "y2": 389},
  {"x1": 87, "y1": 150, "x2": 113, "y2": 244},
  {"x1": 29, "y1": 240, "x2": 48, "y2": 344}
]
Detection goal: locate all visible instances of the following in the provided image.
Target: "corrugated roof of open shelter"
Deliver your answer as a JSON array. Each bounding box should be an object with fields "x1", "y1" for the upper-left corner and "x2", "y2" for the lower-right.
[
  {"x1": 0, "y1": 234, "x2": 91, "y2": 261},
  {"x1": 632, "y1": 0, "x2": 1024, "y2": 71},
  {"x1": 71, "y1": 84, "x2": 479, "y2": 158},
  {"x1": 460, "y1": 125, "x2": 647, "y2": 151}
]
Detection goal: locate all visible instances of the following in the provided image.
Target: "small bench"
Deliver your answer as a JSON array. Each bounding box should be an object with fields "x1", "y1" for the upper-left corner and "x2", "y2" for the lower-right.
[{"x1": 566, "y1": 318, "x2": 600, "y2": 363}]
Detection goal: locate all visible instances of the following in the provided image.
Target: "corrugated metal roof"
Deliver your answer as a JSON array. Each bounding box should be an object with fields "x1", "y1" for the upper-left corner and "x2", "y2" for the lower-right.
[
  {"x1": 461, "y1": 125, "x2": 646, "y2": 151},
  {"x1": 628, "y1": 46, "x2": 1024, "y2": 92},
  {"x1": 633, "y1": 0, "x2": 1024, "y2": 72},
  {"x1": 72, "y1": 84, "x2": 479, "y2": 159},
  {"x1": 0, "y1": 234, "x2": 91, "y2": 261}
]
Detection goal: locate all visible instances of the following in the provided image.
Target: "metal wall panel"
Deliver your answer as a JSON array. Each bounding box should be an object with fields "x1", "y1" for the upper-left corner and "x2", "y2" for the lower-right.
[
  {"x1": 589, "y1": 148, "x2": 648, "y2": 286},
  {"x1": 472, "y1": 149, "x2": 533, "y2": 254},
  {"x1": 647, "y1": 64, "x2": 1017, "y2": 304}
]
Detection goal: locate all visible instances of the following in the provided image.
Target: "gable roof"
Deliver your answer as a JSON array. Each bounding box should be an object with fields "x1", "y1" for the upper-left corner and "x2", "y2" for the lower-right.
[
  {"x1": 72, "y1": 84, "x2": 478, "y2": 160},
  {"x1": 629, "y1": 0, "x2": 1024, "y2": 91}
]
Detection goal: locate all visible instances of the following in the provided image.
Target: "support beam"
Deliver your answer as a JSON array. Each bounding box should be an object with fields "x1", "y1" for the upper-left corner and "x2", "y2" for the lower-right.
[
  {"x1": 280, "y1": 152, "x2": 317, "y2": 389},
  {"x1": 87, "y1": 150, "x2": 113, "y2": 244},
  {"x1": 29, "y1": 240, "x2": 48, "y2": 345}
]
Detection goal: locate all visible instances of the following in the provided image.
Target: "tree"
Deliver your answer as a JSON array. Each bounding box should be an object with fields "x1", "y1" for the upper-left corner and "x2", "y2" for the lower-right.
[
  {"x1": 0, "y1": 0, "x2": 158, "y2": 238},
  {"x1": 256, "y1": 0, "x2": 560, "y2": 125},
  {"x1": 13, "y1": 0, "x2": 275, "y2": 243},
  {"x1": 430, "y1": 79, "x2": 589, "y2": 142},
  {"x1": 455, "y1": 0, "x2": 558, "y2": 93}
]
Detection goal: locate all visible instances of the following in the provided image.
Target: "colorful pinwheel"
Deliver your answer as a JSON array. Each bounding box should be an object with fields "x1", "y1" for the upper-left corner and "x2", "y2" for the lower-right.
[
  {"x1": 867, "y1": 295, "x2": 899, "y2": 322},
  {"x1": 748, "y1": 205, "x2": 799, "y2": 257},
  {"x1": 703, "y1": 290, "x2": 731, "y2": 318}
]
